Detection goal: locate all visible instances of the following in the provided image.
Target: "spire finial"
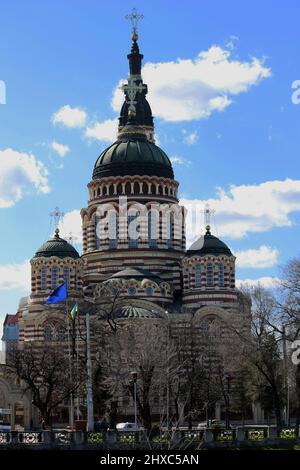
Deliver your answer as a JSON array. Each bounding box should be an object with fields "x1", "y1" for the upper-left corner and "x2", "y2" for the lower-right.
[
  {"x1": 125, "y1": 7, "x2": 144, "y2": 41},
  {"x1": 202, "y1": 203, "x2": 215, "y2": 235},
  {"x1": 49, "y1": 206, "x2": 65, "y2": 231},
  {"x1": 54, "y1": 227, "x2": 60, "y2": 238}
]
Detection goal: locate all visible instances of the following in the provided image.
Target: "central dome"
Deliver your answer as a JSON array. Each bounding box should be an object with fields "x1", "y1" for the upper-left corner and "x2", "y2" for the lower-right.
[{"x1": 92, "y1": 121, "x2": 174, "y2": 180}]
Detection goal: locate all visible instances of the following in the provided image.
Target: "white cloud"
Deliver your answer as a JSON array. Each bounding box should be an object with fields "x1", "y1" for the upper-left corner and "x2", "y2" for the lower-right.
[
  {"x1": 236, "y1": 277, "x2": 280, "y2": 289},
  {"x1": 59, "y1": 210, "x2": 82, "y2": 244},
  {"x1": 0, "y1": 148, "x2": 50, "y2": 208},
  {"x1": 182, "y1": 178, "x2": 300, "y2": 242},
  {"x1": 0, "y1": 259, "x2": 30, "y2": 291},
  {"x1": 85, "y1": 119, "x2": 118, "y2": 143},
  {"x1": 51, "y1": 141, "x2": 70, "y2": 158},
  {"x1": 182, "y1": 130, "x2": 199, "y2": 145},
  {"x1": 112, "y1": 45, "x2": 271, "y2": 122},
  {"x1": 170, "y1": 156, "x2": 191, "y2": 167},
  {"x1": 235, "y1": 245, "x2": 279, "y2": 268},
  {"x1": 52, "y1": 105, "x2": 87, "y2": 128}
]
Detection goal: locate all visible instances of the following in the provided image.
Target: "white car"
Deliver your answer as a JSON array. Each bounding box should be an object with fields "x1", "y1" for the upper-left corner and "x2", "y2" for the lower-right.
[{"x1": 116, "y1": 422, "x2": 144, "y2": 432}]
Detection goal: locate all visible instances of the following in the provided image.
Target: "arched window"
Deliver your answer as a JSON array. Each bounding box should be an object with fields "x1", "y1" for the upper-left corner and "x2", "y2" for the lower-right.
[
  {"x1": 128, "y1": 212, "x2": 138, "y2": 248},
  {"x1": 44, "y1": 325, "x2": 53, "y2": 342},
  {"x1": 109, "y1": 211, "x2": 118, "y2": 249},
  {"x1": 148, "y1": 211, "x2": 158, "y2": 248},
  {"x1": 128, "y1": 287, "x2": 136, "y2": 296},
  {"x1": 218, "y1": 264, "x2": 224, "y2": 287},
  {"x1": 95, "y1": 215, "x2": 101, "y2": 249},
  {"x1": 57, "y1": 325, "x2": 66, "y2": 341},
  {"x1": 166, "y1": 213, "x2": 173, "y2": 248},
  {"x1": 41, "y1": 267, "x2": 47, "y2": 290},
  {"x1": 194, "y1": 264, "x2": 201, "y2": 288},
  {"x1": 206, "y1": 264, "x2": 214, "y2": 287},
  {"x1": 145, "y1": 287, "x2": 153, "y2": 296},
  {"x1": 51, "y1": 267, "x2": 59, "y2": 289},
  {"x1": 63, "y1": 267, "x2": 69, "y2": 287}
]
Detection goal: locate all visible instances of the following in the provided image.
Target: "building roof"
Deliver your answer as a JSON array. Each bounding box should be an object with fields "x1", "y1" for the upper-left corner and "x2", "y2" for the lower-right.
[
  {"x1": 3, "y1": 313, "x2": 19, "y2": 325},
  {"x1": 107, "y1": 267, "x2": 162, "y2": 284},
  {"x1": 113, "y1": 304, "x2": 163, "y2": 320},
  {"x1": 186, "y1": 226, "x2": 233, "y2": 257},
  {"x1": 92, "y1": 120, "x2": 174, "y2": 180},
  {"x1": 33, "y1": 228, "x2": 79, "y2": 259}
]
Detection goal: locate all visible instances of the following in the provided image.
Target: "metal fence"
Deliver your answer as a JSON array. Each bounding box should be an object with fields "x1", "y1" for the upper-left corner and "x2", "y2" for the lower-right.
[{"x1": 0, "y1": 427, "x2": 298, "y2": 448}]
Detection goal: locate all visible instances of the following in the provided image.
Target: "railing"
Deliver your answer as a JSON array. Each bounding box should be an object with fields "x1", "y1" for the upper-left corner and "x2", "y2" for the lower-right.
[{"x1": 0, "y1": 427, "x2": 298, "y2": 448}]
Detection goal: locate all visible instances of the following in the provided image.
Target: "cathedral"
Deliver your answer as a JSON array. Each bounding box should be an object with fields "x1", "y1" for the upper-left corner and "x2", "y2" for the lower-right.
[{"x1": 1, "y1": 24, "x2": 251, "y2": 429}]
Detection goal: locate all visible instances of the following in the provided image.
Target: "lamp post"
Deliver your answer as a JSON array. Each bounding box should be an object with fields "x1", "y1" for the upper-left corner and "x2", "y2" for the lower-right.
[
  {"x1": 225, "y1": 374, "x2": 230, "y2": 430},
  {"x1": 165, "y1": 310, "x2": 170, "y2": 430},
  {"x1": 131, "y1": 371, "x2": 138, "y2": 429},
  {"x1": 282, "y1": 325, "x2": 290, "y2": 427}
]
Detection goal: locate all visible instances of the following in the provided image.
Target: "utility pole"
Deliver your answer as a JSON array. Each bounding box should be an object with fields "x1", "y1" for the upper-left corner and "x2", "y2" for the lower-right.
[{"x1": 86, "y1": 312, "x2": 94, "y2": 432}]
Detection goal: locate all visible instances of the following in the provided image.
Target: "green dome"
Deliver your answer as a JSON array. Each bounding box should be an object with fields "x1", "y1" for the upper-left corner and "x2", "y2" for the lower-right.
[
  {"x1": 33, "y1": 229, "x2": 79, "y2": 259},
  {"x1": 92, "y1": 121, "x2": 174, "y2": 180},
  {"x1": 108, "y1": 268, "x2": 162, "y2": 283},
  {"x1": 187, "y1": 226, "x2": 233, "y2": 257},
  {"x1": 114, "y1": 305, "x2": 163, "y2": 320}
]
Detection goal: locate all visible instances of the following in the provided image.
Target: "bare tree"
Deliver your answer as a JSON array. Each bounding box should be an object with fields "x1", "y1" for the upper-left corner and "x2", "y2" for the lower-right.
[
  {"x1": 95, "y1": 320, "x2": 181, "y2": 434},
  {"x1": 6, "y1": 345, "x2": 85, "y2": 428},
  {"x1": 236, "y1": 285, "x2": 285, "y2": 431}
]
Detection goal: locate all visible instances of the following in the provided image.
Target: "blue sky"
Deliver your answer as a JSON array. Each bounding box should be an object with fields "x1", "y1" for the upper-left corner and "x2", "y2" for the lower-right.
[{"x1": 0, "y1": 0, "x2": 300, "y2": 325}]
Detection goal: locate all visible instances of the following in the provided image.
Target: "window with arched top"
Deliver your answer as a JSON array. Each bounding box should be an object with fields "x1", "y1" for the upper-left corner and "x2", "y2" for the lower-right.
[
  {"x1": 218, "y1": 264, "x2": 224, "y2": 287},
  {"x1": 44, "y1": 325, "x2": 53, "y2": 342},
  {"x1": 63, "y1": 267, "x2": 69, "y2": 287},
  {"x1": 128, "y1": 287, "x2": 136, "y2": 296},
  {"x1": 148, "y1": 211, "x2": 158, "y2": 248},
  {"x1": 41, "y1": 267, "x2": 47, "y2": 290},
  {"x1": 128, "y1": 212, "x2": 138, "y2": 248},
  {"x1": 109, "y1": 211, "x2": 118, "y2": 249},
  {"x1": 56, "y1": 325, "x2": 66, "y2": 341},
  {"x1": 206, "y1": 264, "x2": 214, "y2": 287},
  {"x1": 145, "y1": 287, "x2": 153, "y2": 296},
  {"x1": 166, "y1": 213, "x2": 173, "y2": 248},
  {"x1": 194, "y1": 264, "x2": 201, "y2": 288},
  {"x1": 51, "y1": 267, "x2": 59, "y2": 289},
  {"x1": 95, "y1": 215, "x2": 101, "y2": 249}
]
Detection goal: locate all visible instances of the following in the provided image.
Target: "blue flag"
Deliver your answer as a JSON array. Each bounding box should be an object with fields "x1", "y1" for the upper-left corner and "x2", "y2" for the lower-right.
[{"x1": 45, "y1": 282, "x2": 67, "y2": 304}]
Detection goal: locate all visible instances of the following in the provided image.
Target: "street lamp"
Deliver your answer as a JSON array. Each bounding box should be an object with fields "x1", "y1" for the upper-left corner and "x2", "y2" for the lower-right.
[
  {"x1": 131, "y1": 371, "x2": 138, "y2": 429},
  {"x1": 224, "y1": 374, "x2": 231, "y2": 430},
  {"x1": 165, "y1": 310, "x2": 170, "y2": 430}
]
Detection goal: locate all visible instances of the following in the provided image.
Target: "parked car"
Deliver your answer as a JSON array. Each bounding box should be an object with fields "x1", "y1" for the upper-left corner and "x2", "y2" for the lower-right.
[
  {"x1": 0, "y1": 421, "x2": 11, "y2": 432},
  {"x1": 197, "y1": 420, "x2": 234, "y2": 429},
  {"x1": 116, "y1": 422, "x2": 145, "y2": 432}
]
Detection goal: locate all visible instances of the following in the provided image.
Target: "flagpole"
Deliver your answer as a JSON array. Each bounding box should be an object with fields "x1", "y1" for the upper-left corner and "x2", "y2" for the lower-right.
[
  {"x1": 76, "y1": 312, "x2": 80, "y2": 421},
  {"x1": 66, "y1": 299, "x2": 74, "y2": 429},
  {"x1": 86, "y1": 311, "x2": 94, "y2": 432}
]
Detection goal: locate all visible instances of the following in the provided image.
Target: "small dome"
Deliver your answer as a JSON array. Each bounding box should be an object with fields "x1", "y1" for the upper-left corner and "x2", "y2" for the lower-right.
[
  {"x1": 114, "y1": 305, "x2": 163, "y2": 320},
  {"x1": 107, "y1": 268, "x2": 162, "y2": 284},
  {"x1": 33, "y1": 229, "x2": 79, "y2": 259},
  {"x1": 92, "y1": 121, "x2": 174, "y2": 180},
  {"x1": 187, "y1": 226, "x2": 233, "y2": 257}
]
